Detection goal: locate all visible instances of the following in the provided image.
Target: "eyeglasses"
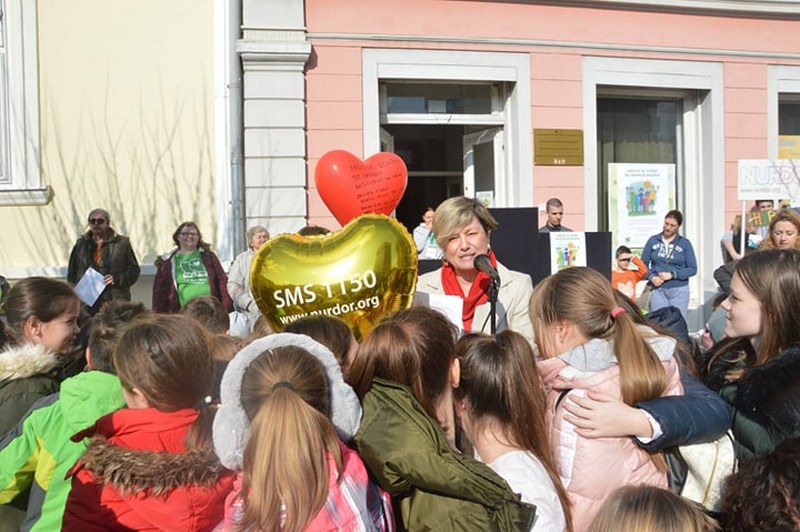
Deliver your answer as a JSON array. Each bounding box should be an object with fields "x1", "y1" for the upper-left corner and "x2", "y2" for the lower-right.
[
  {"x1": 618, "y1": 257, "x2": 632, "y2": 263},
  {"x1": 88, "y1": 218, "x2": 107, "y2": 225},
  {"x1": 179, "y1": 232, "x2": 199, "y2": 238}
]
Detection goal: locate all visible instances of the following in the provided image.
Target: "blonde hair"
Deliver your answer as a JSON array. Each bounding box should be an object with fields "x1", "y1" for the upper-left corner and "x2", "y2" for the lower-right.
[
  {"x1": 530, "y1": 267, "x2": 669, "y2": 468},
  {"x1": 590, "y1": 486, "x2": 718, "y2": 532},
  {"x1": 758, "y1": 209, "x2": 800, "y2": 251},
  {"x1": 433, "y1": 196, "x2": 498, "y2": 249},
  {"x1": 238, "y1": 346, "x2": 342, "y2": 532}
]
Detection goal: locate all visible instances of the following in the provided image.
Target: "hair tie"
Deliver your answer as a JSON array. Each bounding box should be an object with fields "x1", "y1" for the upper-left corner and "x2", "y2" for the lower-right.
[
  {"x1": 196, "y1": 396, "x2": 213, "y2": 410},
  {"x1": 272, "y1": 381, "x2": 294, "y2": 392},
  {"x1": 610, "y1": 306, "x2": 626, "y2": 319}
]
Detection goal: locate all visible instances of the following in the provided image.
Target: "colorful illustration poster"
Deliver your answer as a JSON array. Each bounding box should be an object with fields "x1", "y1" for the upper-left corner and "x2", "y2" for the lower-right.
[
  {"x1": 549, "y1": 231, "x2": 587, "y2": 272},
  {"x1": 609, "y1": 163, "x2": 676, "y2": 253}
]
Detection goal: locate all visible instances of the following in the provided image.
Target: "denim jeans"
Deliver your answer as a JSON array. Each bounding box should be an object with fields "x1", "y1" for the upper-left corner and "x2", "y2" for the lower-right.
[{"x1": 649, "y1": 284, "x2": 690, "y2": 320}]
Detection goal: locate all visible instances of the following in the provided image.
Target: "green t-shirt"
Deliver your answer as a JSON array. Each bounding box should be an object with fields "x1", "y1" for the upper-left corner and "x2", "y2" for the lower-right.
[{"x1": 175, "y1": 250, "x2": 211, "y2": 307}]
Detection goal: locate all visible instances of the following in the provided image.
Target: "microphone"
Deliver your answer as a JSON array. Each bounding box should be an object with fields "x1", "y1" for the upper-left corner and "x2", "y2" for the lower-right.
[{"x1": 474, "y1": 254, "x2": 500, "y2": 284}]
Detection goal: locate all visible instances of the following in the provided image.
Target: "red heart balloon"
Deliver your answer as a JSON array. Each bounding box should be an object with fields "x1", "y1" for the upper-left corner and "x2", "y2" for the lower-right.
[{"x1": 315, "y1": 150, "x2": 408, "y2": 225}]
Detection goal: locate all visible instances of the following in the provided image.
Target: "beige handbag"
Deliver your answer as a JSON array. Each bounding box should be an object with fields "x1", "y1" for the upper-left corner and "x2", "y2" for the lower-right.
[{"x1": 667, "y1": 430, "x2": 737, "y2": 510}]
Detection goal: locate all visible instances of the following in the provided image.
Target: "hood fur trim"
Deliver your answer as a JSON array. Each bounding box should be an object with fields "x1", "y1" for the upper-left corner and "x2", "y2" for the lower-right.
[
  {"x1": 79, "y1": 437, "x2": 225, "y2": 496},
  {"x1": 0, "y1": 343, "x2": 60, "y2": 382},
  {"x1": 732, "y1": 343, "x2": 800, "y2": 431}
]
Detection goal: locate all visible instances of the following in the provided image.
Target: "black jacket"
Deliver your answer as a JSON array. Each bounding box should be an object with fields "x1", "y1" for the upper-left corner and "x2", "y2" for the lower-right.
[
  {"x1": 67, "y1": 230, "x2": 140, "y2": 312},
  {"x1": 701, "y1": 341, "x2": 800, "y2": 462}
]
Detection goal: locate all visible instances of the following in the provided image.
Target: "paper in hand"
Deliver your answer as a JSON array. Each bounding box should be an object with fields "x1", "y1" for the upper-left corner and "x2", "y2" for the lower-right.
[{"x1": 74, "y1": 267, "x2": 107, "y2": 307}]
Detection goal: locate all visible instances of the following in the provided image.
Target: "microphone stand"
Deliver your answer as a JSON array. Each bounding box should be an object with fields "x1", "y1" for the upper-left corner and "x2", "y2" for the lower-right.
[{"x1": 488, "y1": 276, "x2": 499, "y2": 334}]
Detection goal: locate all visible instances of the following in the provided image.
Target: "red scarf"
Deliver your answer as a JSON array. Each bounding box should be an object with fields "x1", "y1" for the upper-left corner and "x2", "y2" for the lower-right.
[{"x1": 441, "y1": 250, "x2": 497, "y2": 332}]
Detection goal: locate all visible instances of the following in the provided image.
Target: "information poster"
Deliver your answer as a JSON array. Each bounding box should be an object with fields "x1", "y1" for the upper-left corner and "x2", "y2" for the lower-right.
[
  {"x1": 609, "y1": 163, "x2": 676, "y2": 253},
  {"x1": 549, "y1": 231, "x2": 587, "y2": 272}
]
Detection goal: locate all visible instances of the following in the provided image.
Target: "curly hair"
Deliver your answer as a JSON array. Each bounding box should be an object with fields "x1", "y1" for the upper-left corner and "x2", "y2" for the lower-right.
[{"x1": 719, "y1": 438, "x2": 800, "y2": 531}]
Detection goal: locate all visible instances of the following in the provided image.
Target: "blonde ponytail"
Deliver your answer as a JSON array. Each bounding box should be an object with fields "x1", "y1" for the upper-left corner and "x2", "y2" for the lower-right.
[{"x1": 237, "y1": 347, "x2": 343, "y2": 532}]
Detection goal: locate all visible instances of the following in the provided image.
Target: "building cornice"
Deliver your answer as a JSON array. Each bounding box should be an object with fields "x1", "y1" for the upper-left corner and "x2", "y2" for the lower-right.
[
  {"x1": 308, "y1": 32, "x2": 800, "y2": 61},
  {"x1": 510, "y1": 0, "x2": 800, "y2": 19}
]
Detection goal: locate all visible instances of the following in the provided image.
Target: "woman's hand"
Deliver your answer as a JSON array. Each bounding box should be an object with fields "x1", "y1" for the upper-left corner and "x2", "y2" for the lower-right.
[{"x1": 561, "y1": 391, "x2": 653, "y2": 439}]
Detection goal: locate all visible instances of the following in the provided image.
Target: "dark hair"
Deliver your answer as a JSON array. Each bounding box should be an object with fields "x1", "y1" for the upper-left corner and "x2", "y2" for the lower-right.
[
  {"x1": 113, "y1": 314, "x2": 215, "y2": 450},
  {"x1": 180, "y1": 295, "x2": 229, "y2": 335},
  {"x1": 719, "y1": 438, "x2": 800, "y2": 531},
  {"x1": 665, "y1": 209, "x2": 683, "y2": 226},
  {"x1": 297, "y1": 225, "x2": 330, "y2": 237},
  {"x1": 616, "y1": 245, "x2": 632, "y2": 258},
  {"x1": 88, "y1": 301, "x2": 149, "y2": 373},
  {"x1": 2, "y1": 277, "x2": 79, "y2": 348},
  {"x1": 347, "y1": 306, "x2": 458, "y2": 422},
  {"x1": 171, "y1": 221, "x2": 211, "y2": 251},
  {"x1": 284, "y1": 316, "x2": 354, "y2": 371},
  {"x1": 209, "y1": 335, "x2": 245, "y2": 404},
  {"x1": 454, "y1": 331, "x2": 573, "y2": 530}
]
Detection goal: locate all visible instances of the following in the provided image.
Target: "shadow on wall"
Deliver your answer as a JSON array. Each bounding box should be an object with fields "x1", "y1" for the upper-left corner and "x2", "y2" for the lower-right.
[{"x1": 0, "y1": 76, "x2": 217, "y2": 271}]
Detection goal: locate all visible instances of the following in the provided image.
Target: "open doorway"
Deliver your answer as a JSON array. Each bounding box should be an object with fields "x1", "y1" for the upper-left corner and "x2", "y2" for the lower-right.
[{"x1": 383, "y1": 124, "x2": 504, "y2": 234}]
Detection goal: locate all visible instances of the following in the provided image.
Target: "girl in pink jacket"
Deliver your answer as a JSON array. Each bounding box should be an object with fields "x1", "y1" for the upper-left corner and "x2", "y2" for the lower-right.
[
  {"x1": 212, "y1": 333, "x2": 392, "y2": 532},
  {"x1": 530, "y1": 267, "x2": 683, "y2": 532}
]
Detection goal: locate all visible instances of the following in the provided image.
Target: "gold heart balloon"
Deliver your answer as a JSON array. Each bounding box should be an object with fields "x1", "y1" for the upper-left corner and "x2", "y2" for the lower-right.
[{"x1": 250, "y1": 214, "x2": 418, "y2": 340}]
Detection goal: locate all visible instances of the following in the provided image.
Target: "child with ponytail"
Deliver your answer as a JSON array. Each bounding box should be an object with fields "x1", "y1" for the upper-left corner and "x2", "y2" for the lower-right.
[
  {"x1": 455, "y1": 330, "x2": 572, "y2": 531},
  {"x1": 212, "y1": 333, "x2": 391, "y2": 532},
  {"x1": 530, "y1": 267, "x2": 683, "y2": 531},
  {"x1": 61, "y1": 314, "x2": 235, "y2": 531}
]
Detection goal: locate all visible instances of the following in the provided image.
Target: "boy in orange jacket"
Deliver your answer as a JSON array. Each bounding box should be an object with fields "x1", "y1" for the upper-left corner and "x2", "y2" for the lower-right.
[{"x1": 611, "y1": 245, "x2": 648, "y2": 301}]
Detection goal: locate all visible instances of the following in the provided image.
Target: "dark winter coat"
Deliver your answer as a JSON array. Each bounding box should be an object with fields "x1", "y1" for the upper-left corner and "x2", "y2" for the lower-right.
[
  {"x1": 67, "y1": 230, "x2": 140, "y2": 312},
  {"x1": 701, "y1": 340, "x2": 800, "y2": 462},
  {"x1": 354, "y1": 378, "x2": 535, "y2": 531}
]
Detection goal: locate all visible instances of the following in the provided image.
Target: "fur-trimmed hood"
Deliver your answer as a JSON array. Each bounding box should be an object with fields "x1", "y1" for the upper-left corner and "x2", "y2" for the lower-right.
[
  {"x1": 0, "y1": 342, "x2": 60, "y2": 382},
  {"x1": 728, "y1": 342, "x2": 800, "y2": 432},
  {"x1": 77, "y1": 436, "x2": 225, "y2": 496}
]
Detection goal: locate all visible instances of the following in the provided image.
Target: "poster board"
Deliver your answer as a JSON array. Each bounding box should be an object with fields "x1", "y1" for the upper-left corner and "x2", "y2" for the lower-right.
[
  {"x1": 534, "y1": 232, "x2": 612, "y2": 284},
  {"x1": 608, "y1": 163, "x2": 676, "y2": 253},
  {"x1": 737, "y1": 159, "x2": 800, "y2": 203}
]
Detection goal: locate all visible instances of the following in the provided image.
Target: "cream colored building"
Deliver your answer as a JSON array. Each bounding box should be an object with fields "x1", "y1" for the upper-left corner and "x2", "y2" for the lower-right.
[{"x1": 0, "y1": 0, "x2": 241, "y2": 305}]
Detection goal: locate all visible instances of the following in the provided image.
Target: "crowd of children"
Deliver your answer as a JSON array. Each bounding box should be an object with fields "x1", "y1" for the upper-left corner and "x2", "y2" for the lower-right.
[{"x1": 2, "y1": 211, "x2": 800, "y2": 530}]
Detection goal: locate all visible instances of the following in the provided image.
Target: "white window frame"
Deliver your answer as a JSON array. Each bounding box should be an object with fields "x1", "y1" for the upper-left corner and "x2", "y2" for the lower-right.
[
  {"x1": 0, "y1": 0, "x2": 45, "y2": 205},
  {"x1": 362, "y1": 49, "x2": 532, "y2": 207},
  {"x1": 768, "y1": 65, "x2": 800, "y2": 158},
  {"x1": 583, "y1": 57, "x2": 724, "y2": 327}
]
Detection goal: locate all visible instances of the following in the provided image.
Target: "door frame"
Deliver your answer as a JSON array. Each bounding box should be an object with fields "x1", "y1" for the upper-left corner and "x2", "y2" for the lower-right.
[{"x1": 362, "y1": 49, "x2": 532, "y2": 207}]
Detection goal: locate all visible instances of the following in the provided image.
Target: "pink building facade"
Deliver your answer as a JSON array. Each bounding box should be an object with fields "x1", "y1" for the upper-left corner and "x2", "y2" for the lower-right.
[{"x1": 238, "y1": 0, "x2": 800, "y2": 324}]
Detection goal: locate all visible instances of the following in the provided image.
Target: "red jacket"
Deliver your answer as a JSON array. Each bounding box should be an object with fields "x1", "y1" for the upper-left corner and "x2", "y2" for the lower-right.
[
  {"x1": 151, "y1": 248, "x2": 233, "y2": 313},
  {"x1": 62, "y1": 408, "x2": 235, "y2": 532}
]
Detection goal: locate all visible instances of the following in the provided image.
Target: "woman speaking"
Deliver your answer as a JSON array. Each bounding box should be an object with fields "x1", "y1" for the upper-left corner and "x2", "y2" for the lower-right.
[{"x1": 416, "y1": 197, "x2": 533, "y2": 344}]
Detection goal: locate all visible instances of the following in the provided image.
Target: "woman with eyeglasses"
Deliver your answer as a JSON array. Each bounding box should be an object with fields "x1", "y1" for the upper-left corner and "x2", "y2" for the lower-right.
[
  {"x1": 151, "y1": 221, "x2": 233, "y2": 314},
  {"x1": 67, "y1": 208, "x2": 140, "y2": 315}
]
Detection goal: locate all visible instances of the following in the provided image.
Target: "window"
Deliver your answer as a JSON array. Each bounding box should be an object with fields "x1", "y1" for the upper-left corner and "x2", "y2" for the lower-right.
[{"x1": 0, "y1": 0, "x2": 46, "y2": 205}]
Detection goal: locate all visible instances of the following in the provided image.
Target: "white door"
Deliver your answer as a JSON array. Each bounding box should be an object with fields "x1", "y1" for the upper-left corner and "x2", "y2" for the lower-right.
[
  {"x1": 463, "y1": 128, "x2": 503, "y2": 205},
  {"x1": 379, "y1": 127, "x2": 395, "y2": 153}
]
